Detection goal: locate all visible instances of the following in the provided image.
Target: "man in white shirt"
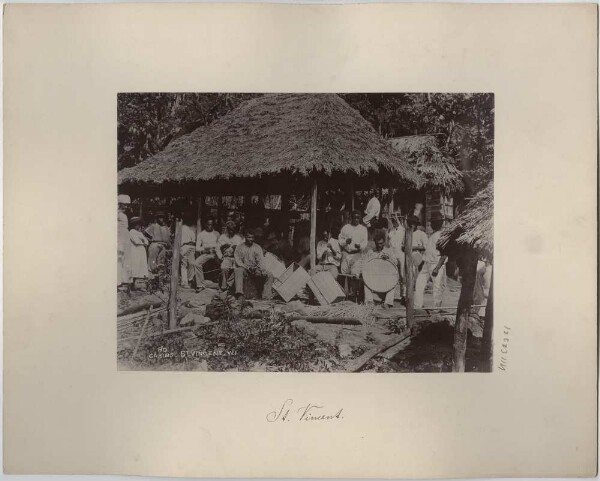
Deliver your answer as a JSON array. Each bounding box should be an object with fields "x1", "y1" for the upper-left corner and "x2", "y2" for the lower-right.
[
  {"x1": 387, "y1": 214, "x2": 406, "y2": 297},
  {"x1": 414, "y1": 218, "x2": 448, "y2": 308},
  {"x1": 193, "y1": 218, "x2": 220, "y2": 289},
  {"x1": 180, "y1": 217, "x2": 197, "y2": 289},
  {"x1": 362, "y1": 186, "x2": 381, "y2": 227},
  {"x1": 338, "y1": 210, "x2": 368, "y2": 276},
  {"x1": 217, "y1": 220, "x2": 244, "y2": 291},
  {"x1": 314, "y1": 227, "x2": 342, "y2": 277}
]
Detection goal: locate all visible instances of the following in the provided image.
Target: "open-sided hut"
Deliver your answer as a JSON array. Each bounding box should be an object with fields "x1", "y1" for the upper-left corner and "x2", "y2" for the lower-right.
[
  {"x1": 388, "y1": 135, "x2": 463, "y2": 232},
  {"x1": 118, "y1": 93, "x2": 423, "y2": 268}
]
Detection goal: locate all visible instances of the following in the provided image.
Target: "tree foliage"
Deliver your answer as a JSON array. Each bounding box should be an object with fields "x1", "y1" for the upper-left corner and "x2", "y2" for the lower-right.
[{"x1": 118, "y1": 93, "x2": 494, "y2": 194}]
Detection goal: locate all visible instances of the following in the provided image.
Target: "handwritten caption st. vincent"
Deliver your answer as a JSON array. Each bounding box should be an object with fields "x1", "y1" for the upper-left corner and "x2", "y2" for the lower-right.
[{"x1": 266, "y1": 399, "x2": 344, "y2": 423}]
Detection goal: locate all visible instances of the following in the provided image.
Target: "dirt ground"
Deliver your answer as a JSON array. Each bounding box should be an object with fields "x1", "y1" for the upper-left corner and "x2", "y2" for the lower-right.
[{"x1": 117, "y1": 276, "x2": 489, "y2": 372}]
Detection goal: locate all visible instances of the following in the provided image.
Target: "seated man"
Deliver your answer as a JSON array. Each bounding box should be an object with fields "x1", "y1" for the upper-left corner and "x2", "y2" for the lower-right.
[
  {"x1": 313, "y1": 227, "x2": 341, "y2": 277},
  {"x1": 144, "y1": 212, "x2": 171, "y2": 272},
  {"x1": 363, "y1": 230, "x2": 398, "y2": 308},
  {"x1": 193, "y1": 218, "x2": 220, "y2": 290},
  {"x1": 338, "y1": 210, "x2": 368, "y2": 276},
  {"x1": 234, "y1": 229, "x2": 274, "y2": 300},
  {"x1": 217, "y1": 220, "x2": 243, "y2": 291}
]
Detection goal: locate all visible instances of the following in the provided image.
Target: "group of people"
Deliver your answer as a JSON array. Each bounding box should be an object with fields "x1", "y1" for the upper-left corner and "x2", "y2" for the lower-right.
[
  {"x1": 319, "y1": 203, "x2": 449, "y2": 309},
  {"x1": 117, "y1": 191, "x2": 452, "y2": 309},
  {"x1": 118, "y1": 194, "x2": 172, "y2": 290}
]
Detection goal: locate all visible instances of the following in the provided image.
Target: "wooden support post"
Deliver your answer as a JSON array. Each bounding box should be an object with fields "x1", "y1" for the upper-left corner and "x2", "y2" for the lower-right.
[
  {"x1": 196, "y1": 196, "x2": 203, "y2": 234},
  {"x1": 169, "y1": 219, "x2": 182, "y2": 329},
  {"x1": 452, "y1": 250, "x2": 479, "y2": 372},
  {"x1": 481, "y1": 271, "x2": 494, "y2": 371},
  {"x1": 404, "y1": 225, "x2": 415, "y2": 329},
  {"x1": 138, "y1": 199, "x2": 143, "y2": 219},
  {"x1": 217, "y1": 196, "x2": 223, "y2": 230},
  {"x1": 281, "y1": 192, "x2": 290, "y2": 241},
  {"x1": 350, "y1": 180, "x2": 355, "y2": 211},
  {"x1": 310, "y1": 179, "x2": 318, "y2": 271}
]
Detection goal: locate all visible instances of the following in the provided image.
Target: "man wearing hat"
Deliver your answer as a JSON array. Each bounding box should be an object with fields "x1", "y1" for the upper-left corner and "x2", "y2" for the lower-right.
[
  {"x1": 145, "y1": 212, "x2": 171, "y2": 272},
  {"x1": 117, "y1": 195, "x2": 132, "y2": 289}
]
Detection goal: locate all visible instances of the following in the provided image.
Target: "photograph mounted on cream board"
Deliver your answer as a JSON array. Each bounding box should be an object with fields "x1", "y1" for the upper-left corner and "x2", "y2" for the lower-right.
[{"x1": 3, "y1": 3, "x2": 597, "y2": 478}]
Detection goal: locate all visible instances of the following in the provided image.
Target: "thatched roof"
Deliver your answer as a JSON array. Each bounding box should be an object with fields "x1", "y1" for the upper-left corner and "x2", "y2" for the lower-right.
[
  {"x1": 437, "y1": 181, "x2": 493, "y2": 257},
  {"x1": 388, "y1": 135, "x2": 463, "y2": 193},
  {"x1": 118, "y1": 94, "x2": 422, "y2": 188}
]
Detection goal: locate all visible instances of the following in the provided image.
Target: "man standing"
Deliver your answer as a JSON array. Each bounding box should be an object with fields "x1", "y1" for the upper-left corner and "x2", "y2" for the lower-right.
[
  {"x1": 180, "y1": 215, "x2": 197, "y2": 289},
  {"x1": 363, "y1": 230, "x2": 398, "y2": 308},
  {"x1": 234, "y1": 229, "x2": 274, "y2": 300},
  {"x1": 387, "y1": 213, "x2": 406, "y2": 296},
  {"x1": 338, "y1": 210, "x2": 368, "y2": 276},
  {"x1": 217, "y1": 220, "x2": 243, "y2": 291},
  {"x1": 414, "y1": 218, "x2": 448, "y2": 308},
  {"x1": 193, "y1": 218, "x2": 220, "y2": 289},
  {"x1": 145, "y1": 212, "x2": 171, "y2": 272},
  {"x1": 362, "y1": 186, "x2": 381, "y2": 227},
  {"x1": 117, "y1": 194, "x2": 132, "y2": 289}
]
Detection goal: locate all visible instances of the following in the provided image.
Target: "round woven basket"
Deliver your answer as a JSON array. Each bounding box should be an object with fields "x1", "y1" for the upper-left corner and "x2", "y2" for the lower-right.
[{"x1": 362, "y1": 258, "x2": 398, "y2": 293}]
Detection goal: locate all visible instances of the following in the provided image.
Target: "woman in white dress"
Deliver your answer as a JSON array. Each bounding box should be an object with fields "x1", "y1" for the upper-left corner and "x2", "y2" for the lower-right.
[
  {"x1": 129, "y1": 217, "x2": 149, "y2": 281},
  {"x1": 117, "y1": 195, "x2": 132, "y2": 288}
]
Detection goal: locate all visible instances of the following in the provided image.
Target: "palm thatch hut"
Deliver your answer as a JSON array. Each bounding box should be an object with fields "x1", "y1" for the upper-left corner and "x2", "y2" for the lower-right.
[
  {"x1": 388, "y1": 135, "x2": 463, "y2": 233},
  {"x1": 118, "y1": 93, "x2": 424, "y2": 269},
  {"x1": 119, "y1": 94, "x2": 422, "y2": 195},
  {"x1": 436, "y1": 181, "x2": 493, "y2": 372},
  {"x1": 437, "y1": 181, "x2": 493, "y2": 258}
]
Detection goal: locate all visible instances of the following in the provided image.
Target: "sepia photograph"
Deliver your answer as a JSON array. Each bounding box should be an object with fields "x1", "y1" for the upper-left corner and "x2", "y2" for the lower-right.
[{"x1": 117, "y1": 93, "x2": 494, "y2": 373}]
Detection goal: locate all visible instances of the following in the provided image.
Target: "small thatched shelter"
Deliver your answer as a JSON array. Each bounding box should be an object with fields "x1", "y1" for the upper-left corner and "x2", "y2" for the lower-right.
[
  {"x1": 437, "y1": 181, "x2": 493, "y2": 372},
  {"x1": 437, "y1": 181, "x2": 493, "y2": 258},
  {"x1": 388, "y1": 135, "x2": 463, "y2": 232},
  {"x1": 388, "y1": 135, "x2": 463, "y2": 193}
]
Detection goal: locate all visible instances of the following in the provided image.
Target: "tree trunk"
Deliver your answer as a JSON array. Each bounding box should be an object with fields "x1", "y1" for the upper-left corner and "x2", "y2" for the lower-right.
[
  {"x1": 169, "y1": 219, "x2": 182, "y2": 329},
  {"x1": 310, "y1": 179, "x2": 318, "y2": 270},
  {"x1": 404, "y1": 226, "x2": 415, "y2": 329},
  {"x1": 481, "y1": 271, "x2": 494, "y2": 371},
  {"x1": 452, "y1": 250, "x2": 479, "y2": 372}
]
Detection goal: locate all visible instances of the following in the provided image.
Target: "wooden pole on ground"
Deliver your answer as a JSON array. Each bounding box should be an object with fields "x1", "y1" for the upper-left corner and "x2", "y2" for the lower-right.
[
  {"x1": 404, "y1": 224, "x2": 415, "y2": 329},
  {"x1": 481, "y1": 270, "x2": 494, "y2": 371},
  {"x1": 452, "y1": 250, "x2": 479, "y2": 372},
  {"x1": 132, "y1": 306, "x2": 152, "y2": 360},
  {"x1": 310, "y1": 179, "x2": 318, "y2": 271},
  {"x1": 169, "y1": 218, "x2": 182, "y2": 329}
]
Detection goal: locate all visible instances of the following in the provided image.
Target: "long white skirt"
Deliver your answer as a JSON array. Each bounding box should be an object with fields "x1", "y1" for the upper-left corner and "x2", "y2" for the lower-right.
[{"x1": 129, "y1": 244, "x2": 149, "y2": 279}]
